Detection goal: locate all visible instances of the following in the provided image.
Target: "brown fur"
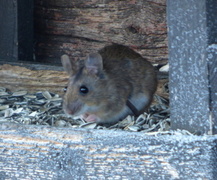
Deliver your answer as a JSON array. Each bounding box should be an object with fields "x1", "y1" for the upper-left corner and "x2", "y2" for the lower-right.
[{"x1": 61, "y1": 44, "x2": 157, "y2": 126}]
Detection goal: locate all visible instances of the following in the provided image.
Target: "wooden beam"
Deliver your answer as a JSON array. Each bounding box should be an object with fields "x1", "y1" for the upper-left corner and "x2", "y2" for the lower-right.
[
  {"x1": 17, "y1": 0, "x2": 34, "y2": 60},
  {"x1": 0, "y1": 123, "x2": 217, "y2": 179},
  {"x1": 167, "y1": 0, "x2": 217, "y2": 134},
  {"x1": 206, "y1": 0, "x2": 217, "y2": 134},
  {"x1": 34, "y1": 0, "x2": 167, "y2": 64},
  {"x1": 0, "y1": 64, "x2": 68, "y2": 95},
  {"x1": 0, "y1": 62, "x2": 168, "y2": 96},
  {"x1": 0, "y1": 1, "x2": 18, "y2": 61},
  {"x1": 0, "y1": 0, "x2": 33, "y2": 61},
  {"x1": 208, "y1": 45, "x2": 217, "y2": 134}
]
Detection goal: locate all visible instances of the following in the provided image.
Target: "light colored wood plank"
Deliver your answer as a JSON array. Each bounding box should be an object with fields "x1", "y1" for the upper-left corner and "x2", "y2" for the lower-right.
[
  {"x1": 0, "y1": 123, "x2": 216, "y2": 179},
  {"x1": 0, "y1": 64, "x2": 168, "y2": 98},
  {"x1": 0, "y1": 64, "x2": 68, "y2": 95}
]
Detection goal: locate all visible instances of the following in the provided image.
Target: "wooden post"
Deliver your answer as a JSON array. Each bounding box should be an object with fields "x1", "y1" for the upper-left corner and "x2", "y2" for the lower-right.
[
  {"x1": 208, "y1": 45, "x2": 217, "y2": 134},
  {"x1": 17, "y1": 0, "x2": 34, "y2": 61},
  {"x1": 0, "y1": 0, "x2": 33, "y2": 61},
  {"x1": 0, "y1": 1, "x2": 17, "y2": 61},
  {"x1": 207, "y1": 0, "x2": 217, "y2": 134},
  {"x1": 167, "y1": 0, "x2": 217, "y2": 134}
]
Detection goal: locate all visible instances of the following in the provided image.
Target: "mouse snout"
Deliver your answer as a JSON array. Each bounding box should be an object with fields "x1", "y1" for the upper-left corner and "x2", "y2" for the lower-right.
[{"x1": 63, "y1": 99, "x2": 83, "y2": 116}]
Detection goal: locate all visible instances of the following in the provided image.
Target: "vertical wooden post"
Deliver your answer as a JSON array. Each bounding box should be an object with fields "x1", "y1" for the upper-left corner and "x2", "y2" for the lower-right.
[
  {"x1": 17, "y1": 0, "x2": 34, "y2": 61},
  {"x1": 0, "y1": 1, "x2": 18, "y2": 61},
  {"x1": 208, "y1": 45, "x2": 217, "y2": 134},
  {"x1": 207, "y1": 0, "x2": 217, "y2": 134},
  {"x1": 0, "y1": 0, "x2": 33, "y2": 61},
  {"x1": 167, "y1": 0, "x2": 217, "y2": 134}
]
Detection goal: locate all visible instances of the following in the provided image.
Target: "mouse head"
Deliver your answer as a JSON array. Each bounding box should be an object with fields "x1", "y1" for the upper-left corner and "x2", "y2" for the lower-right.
[{"x1": 61, "y1": 53, "x2": 109, "y2": 117}]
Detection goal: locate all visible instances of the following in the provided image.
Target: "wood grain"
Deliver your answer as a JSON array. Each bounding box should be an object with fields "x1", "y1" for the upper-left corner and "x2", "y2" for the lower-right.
[
  {"x1": 0, "y1": 0, "x2": 33, "y2": 61},
  {"x1": 0, "y1": 64, "x2": 68, "y2": 95},
  {"x1": 34, "y1": 0, "x2": 167, "y2": 64},
  {"x1": 0, "y1": 63, "x2": 168, "y2": 98},
  {"x1": 207, "y1": 45, "x2": 217, "y2": 134},
  {"x1": 0, "y1": 1, "x2": 18, "y2": 61},
  {"x1": 0, "y1": 123, "x2": 216, "y2": 179},
  {"x1": 167, "y1": 0, "x2": 214, "y2": 135}
]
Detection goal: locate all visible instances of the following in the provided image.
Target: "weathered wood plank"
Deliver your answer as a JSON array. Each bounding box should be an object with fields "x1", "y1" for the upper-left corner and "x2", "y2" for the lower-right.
[
  {"x1": 0, "y1": 63, "x2": 167, "y2": 96},
  {"x1": 207, "y1": 45, "x2": 217, "y2": 134},
  {"x1": 17, "y1": 0, "x2": 34, "y2": 60},
  {"x1": 206, "y1": 0, "x2": 217, "y2": 45},
  {"x1": 0, "y1": 123, "x2": 216, "y2": 179},
  {"x1": 34, "y1": 0, "x2": 167, "y2": 64},
  {"x1": 0, "y1": 0, "x2": 33, "y2": 61},
  {"x1": 0, "y1": 64, "x2": 68, "y2": 95},
  {"x1": 206, "y1": 0, "x2": 217, "y2": 135},
  {"x1": 0, "y1": 1, "x2": 18, "y2": 61},
  {"x1": 167, "y1": 0, "x2": 217, "y2": 134}
]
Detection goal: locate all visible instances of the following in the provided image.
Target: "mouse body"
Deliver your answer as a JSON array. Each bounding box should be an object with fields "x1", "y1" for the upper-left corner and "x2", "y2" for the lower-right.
[{"x1": 61, "y1": 44, "x2": 157, "y2": 126}]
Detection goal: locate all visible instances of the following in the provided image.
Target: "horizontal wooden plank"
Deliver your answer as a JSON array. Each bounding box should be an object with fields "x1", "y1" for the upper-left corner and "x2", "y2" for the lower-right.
[
  {"x1": 0, "y1": 63, "x2": 168, "y2": 96},
  {"x1": 0, "y1": 123, "x2": 216, "y2": 179},
  {"x1": 0, "y1": 64, "x2": 68, "y2": 95},
  {"x1": 34, "y1": 0, "x2": 166, "y2": 8},
  {"x1": 34, "y1": 36, "x2": 168, "y2": 65},
  {"x1": 34, "y1": 0, "x2": 168, "y2": 64}
]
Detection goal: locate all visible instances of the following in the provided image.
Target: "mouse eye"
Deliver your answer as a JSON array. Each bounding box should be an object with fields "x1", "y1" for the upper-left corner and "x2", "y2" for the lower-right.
[
  {"x1": 63, "y1": 86, "x2": 67, "y2": 92},
  {"x1": 79, "y1": 85, "x2": 89, "y2": 95}
]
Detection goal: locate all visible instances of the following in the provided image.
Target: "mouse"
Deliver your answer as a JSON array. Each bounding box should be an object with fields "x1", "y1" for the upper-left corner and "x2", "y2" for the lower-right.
[{"x1": 61, "y1": 44, "x2": 157, "y2": 126}]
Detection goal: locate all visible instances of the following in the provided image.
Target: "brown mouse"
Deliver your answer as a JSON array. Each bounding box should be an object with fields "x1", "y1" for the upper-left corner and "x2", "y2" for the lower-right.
[{"x1": 61, "y1": 44, "x2": 157, "y2": 126}]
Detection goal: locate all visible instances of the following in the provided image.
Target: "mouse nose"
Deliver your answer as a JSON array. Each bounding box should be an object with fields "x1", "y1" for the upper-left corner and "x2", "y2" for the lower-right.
[
  {"x1": 63, "y1": 100, "x2": 83, "y2": 116},
  {"x1": 64, "y1": 108, "x2": 74, "y2": 115}
]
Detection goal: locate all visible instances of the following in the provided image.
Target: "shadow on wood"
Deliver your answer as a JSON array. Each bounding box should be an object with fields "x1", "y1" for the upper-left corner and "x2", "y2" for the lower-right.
[{"x1": 0, "y1": 0, "x2": 33, "y2": 61}]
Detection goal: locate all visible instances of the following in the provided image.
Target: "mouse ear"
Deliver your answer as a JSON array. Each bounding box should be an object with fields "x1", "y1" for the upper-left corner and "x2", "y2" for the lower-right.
[
  {"x1": 85, "y1": 53, "x2": 103, "y2": 74},
  {"x1": 61, "y1": 55, "x2": 76, "y2": 75}
]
